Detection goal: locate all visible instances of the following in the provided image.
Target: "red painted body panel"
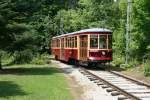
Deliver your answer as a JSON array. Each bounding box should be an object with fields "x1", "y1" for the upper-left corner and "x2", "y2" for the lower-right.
[
  {"x1": 52, "y1": 48, "x2": 78, "y2": 62},
  {"x1": 89, "y1": 50, "x2": 112, "y2": 61},
  {"x1": 64, "y1": 49, "x2": 78, "y2": 61},
  {"x1": 52, "y1": 48, "x2": 112, "y2": 62},
  {"x1": 52, "y1": 48, "x2": 60, "y2": 59}
]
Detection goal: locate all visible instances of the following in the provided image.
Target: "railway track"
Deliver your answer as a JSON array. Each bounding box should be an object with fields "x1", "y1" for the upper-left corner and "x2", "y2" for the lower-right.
[{"x1": 79, "y1": 67, "x2": 150, "y2": 100}]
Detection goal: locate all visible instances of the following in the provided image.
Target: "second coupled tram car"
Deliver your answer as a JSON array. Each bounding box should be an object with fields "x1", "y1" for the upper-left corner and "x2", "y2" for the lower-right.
[{"x1": 51, "y1": 28, "x2": 112, "y2": 66}]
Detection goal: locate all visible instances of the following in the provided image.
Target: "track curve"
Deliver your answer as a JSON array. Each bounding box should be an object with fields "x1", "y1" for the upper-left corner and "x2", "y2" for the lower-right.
[{"x1": 79, "y1": 67, "x2": 150, "y2": 100}]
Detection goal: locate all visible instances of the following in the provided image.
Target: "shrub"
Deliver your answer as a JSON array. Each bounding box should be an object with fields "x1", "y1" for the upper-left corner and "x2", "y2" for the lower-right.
[
  {"x1": 14, "y1": 49, "x2": 34, "y2": 64},
  {"x1": 31, "y1": 56, "x2": 45, "y2": 65},
  {"x1": 1, "y1": 52, "x2": 14, "y2": 66},
  {"x1": 125, "y1": 59, "x2": 140, "y2": 69},
  {"x1": 31, "y1": 53, "x2": 49, "y2": 65},
  {"x1": 112, "y1": 56, "x2": 124, "y2": 67},
  {"x1": 144, "y1": 62, "x2": 150, "y2": 76}
]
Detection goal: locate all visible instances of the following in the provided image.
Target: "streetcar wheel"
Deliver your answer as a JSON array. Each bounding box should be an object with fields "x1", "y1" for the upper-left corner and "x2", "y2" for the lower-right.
[{"x1": 68, "y1": 59, "x2": 73, "y2": 65}]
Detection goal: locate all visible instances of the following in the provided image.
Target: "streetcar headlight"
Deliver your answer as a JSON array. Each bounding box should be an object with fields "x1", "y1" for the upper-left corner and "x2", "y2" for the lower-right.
[
  {"x1": 102, "y1": 51, "x2": 106, "y2": 55},
  {"x1": 89, "y1": 57, "x2": 94, "y2": 60}
]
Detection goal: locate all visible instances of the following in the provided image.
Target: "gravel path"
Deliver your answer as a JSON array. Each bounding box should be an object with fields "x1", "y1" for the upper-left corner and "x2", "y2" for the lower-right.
[{"x1": 52, "y1": 60, "x2": 118, "y2": 100}]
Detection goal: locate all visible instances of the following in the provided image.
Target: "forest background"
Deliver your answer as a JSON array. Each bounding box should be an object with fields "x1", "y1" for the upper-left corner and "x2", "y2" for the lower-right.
[{"x1": 0, "y1": 0, "x2": 150, "y2": 75}]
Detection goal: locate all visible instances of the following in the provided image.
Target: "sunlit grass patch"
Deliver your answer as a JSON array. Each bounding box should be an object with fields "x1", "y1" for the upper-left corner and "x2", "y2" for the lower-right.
[{"x1": 0, "y1": 64, "x2": 73, "y2": 100}]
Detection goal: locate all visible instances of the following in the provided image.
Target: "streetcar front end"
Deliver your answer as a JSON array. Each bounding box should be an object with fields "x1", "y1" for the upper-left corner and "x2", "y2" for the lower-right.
[{"x1": 88, "y1": 33, "x2": 112, "y2": 65}]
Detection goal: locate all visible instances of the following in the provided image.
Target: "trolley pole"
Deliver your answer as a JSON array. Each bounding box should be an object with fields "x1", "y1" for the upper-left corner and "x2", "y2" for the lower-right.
[{"x1": 125, "y1": 0, "x2": 132, "y2": 64}]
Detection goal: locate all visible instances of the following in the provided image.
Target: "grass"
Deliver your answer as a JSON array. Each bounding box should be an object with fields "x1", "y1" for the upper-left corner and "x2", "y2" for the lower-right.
[
  {"x1": 121, "y1": 64, "x2": 150, "y2": 84},
  {"x1": 144, "y1": 62, "x2": 150, "y2": 76},
  {"x1": 0, "y1": 64, "x2": 74, "y2": 100}
]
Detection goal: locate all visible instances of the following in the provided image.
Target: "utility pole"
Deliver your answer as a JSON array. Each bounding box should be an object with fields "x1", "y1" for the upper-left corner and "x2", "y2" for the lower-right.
[
  {"x1": 59, "y1": 12, "x2": 64, "y2": 35},
  {"x1": 125, "y1": 0, "x2": 132, "y2": 64},
  {"x1": 59, "y1": 0, "x2": 64, "y2": 35},
  {"x1": 68, "y1": 0, "x2": 76, "y2": 32}
]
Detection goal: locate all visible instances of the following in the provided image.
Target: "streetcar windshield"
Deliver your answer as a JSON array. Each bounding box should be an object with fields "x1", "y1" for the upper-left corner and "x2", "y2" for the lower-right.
[
  {"x1": 99, "y1": 35, "x2": 107, "y2": 49},
  {"x1": 90, "y1": 35, "x2": 98, "y2": 48}
]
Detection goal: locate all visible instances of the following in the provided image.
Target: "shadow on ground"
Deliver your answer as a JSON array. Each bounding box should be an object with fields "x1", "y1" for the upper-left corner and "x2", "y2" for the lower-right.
[
  {"x1": 60, "y1": 67, "x2": 76, "y2": 74},
  {"x1": 82, "y1": 64, "x2": 126, "y2": 72},
  {"x1": 55, "y1": 60, "x2": 126, "y2": 72},
  {"x1": 0, "y1": 67, "x2": 62, "y2": 75},
  {"x1": 0, "y1": 81, "x2": 27, "y2": 98}
]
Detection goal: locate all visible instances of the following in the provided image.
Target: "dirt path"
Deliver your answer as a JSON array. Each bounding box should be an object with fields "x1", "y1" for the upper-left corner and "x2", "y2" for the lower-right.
[{"x1": 66, "y1": 76, "x2": 84, "y2": 100}]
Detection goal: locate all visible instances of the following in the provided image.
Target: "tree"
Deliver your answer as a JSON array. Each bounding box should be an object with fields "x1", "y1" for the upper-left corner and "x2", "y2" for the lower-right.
[
  {"x1": 0, "y1": 0, "x2": 35, "y2": 68},
  {"x1": 0, "y1": 0, "x2": 71, "y2": 67},
  {"x1": 131, "y1": 0, "x2": 150, "y2": 61}
]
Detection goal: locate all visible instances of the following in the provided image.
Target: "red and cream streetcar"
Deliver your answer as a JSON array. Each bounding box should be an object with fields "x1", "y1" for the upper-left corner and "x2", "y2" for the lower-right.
[{"x1": 51, "y1": 28, "x2": 112, "y2": 66}]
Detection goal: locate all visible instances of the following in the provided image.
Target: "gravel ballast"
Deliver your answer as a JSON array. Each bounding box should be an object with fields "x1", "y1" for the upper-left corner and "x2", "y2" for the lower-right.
[{"x1": 52, "y1": 60, "x2": 118, "y2": 100}]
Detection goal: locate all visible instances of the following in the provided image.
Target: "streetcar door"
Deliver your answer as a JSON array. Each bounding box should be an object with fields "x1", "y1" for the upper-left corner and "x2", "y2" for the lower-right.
[
  {"x1": 60, "y1": 38, "x2": 65, "y2": 60},
  {"x1": 79, "y1": 35, "x2": 88, "y2": 61}
]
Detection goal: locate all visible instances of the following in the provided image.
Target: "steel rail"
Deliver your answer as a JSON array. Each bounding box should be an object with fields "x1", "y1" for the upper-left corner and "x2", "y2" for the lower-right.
[
  {"x1": 79, "y1": 67, "x2": 141, "y2": 100},
  {"x1": 109, "y1": 71, "x2": 150, "y2": 88}
]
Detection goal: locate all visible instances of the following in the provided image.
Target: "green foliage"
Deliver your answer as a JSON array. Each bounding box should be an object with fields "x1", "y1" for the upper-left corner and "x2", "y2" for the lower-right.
[
  {"x1": 144, "y1": 62, "x2": 150, "y2": 76},
  {"x1": 131, "y1": 0, "x2": 150, "y2": 60},
  {"x1": 0, "y1": 0, "x2": 60, "y2": 65},
  {"x1": 13, "y1": 50, "x2": 34, "y2": 64},
  {"x1": 0, "y1": 50, "x2": 5, "y2": 68},
  {"x1": 31, "y1": 54, "x2": 49, "y2": 65},
  {"x1": 0, "y1": 0, "x2": 150, "y2": 69},
  {"x1": 112, "y1": 54, "x2": 124, "y2": 67},
  {"x1": 128, "y1": 59, "x2": 139, "y2": 67},
  {"x1": 0, "y1": 51, "x2": 13, "y2": 66}
]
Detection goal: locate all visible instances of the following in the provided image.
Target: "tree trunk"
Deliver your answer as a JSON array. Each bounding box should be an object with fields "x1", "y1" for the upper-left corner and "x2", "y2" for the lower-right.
[{"x1": 0, "y1": 55, "x2": 2, "y2": 70}]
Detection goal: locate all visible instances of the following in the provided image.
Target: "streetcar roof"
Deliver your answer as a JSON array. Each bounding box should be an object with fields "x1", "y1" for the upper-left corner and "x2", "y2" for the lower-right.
[{"x1": 52, "y1": 28, "x2": 112, "y2": 39}]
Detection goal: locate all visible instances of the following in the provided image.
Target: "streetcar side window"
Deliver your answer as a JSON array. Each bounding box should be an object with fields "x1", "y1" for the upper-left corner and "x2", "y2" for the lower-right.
[
  {"x1": 68, "y1": 37, "x2": 69, "y2": 48},
  {"x1": 73, "y1": 37, "x2": 75, "y2": 48},
  {"x1": 90, "y1": 35, "x2": 98, "y2": 48},
  {"x1": 53, "y1": 40, "x2": 54, "y2": 47},
  {"x1": 72, "y1": 37, "x2": 74, "y2": 48},
  {"x1": 56, "y1": 39, "x2": 58, "y2": 47},
  {"x1": 56, "y1": 39, "x2": 57, "y2": 47},
  {"x1": 66, "y1": 38, "x2": 67, "y2": 48},
  {"x1": 65, "y1": 38, "x2": 67, "y2": 48},
  {"x1": 75, "y1": 36, "x2": 77, "y2": 48},
  {"x1": 99, "y1": 35, "x2": 107, "y2": 49},
  {"x1": 56, "y1": 39, "x2": 59, "y2": 47},
  {"x1": 67, "y1": 37, "x2": 69, "y2": 48},
  {"x1": 69, "y1": 37, "x2": 71, "y2": 48},
  {"x1": 68, "y1": 37, "x2": 70, "y2": 48},
  {"x1": 54, "y1": 39, "x2": 56, "y2": 47},
  {"x1": 61, "y1": 38, "x2": 64, "y2": 48},
  {"x1": 57, "y1": 39, "x2": 58, "y2": 47}
]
